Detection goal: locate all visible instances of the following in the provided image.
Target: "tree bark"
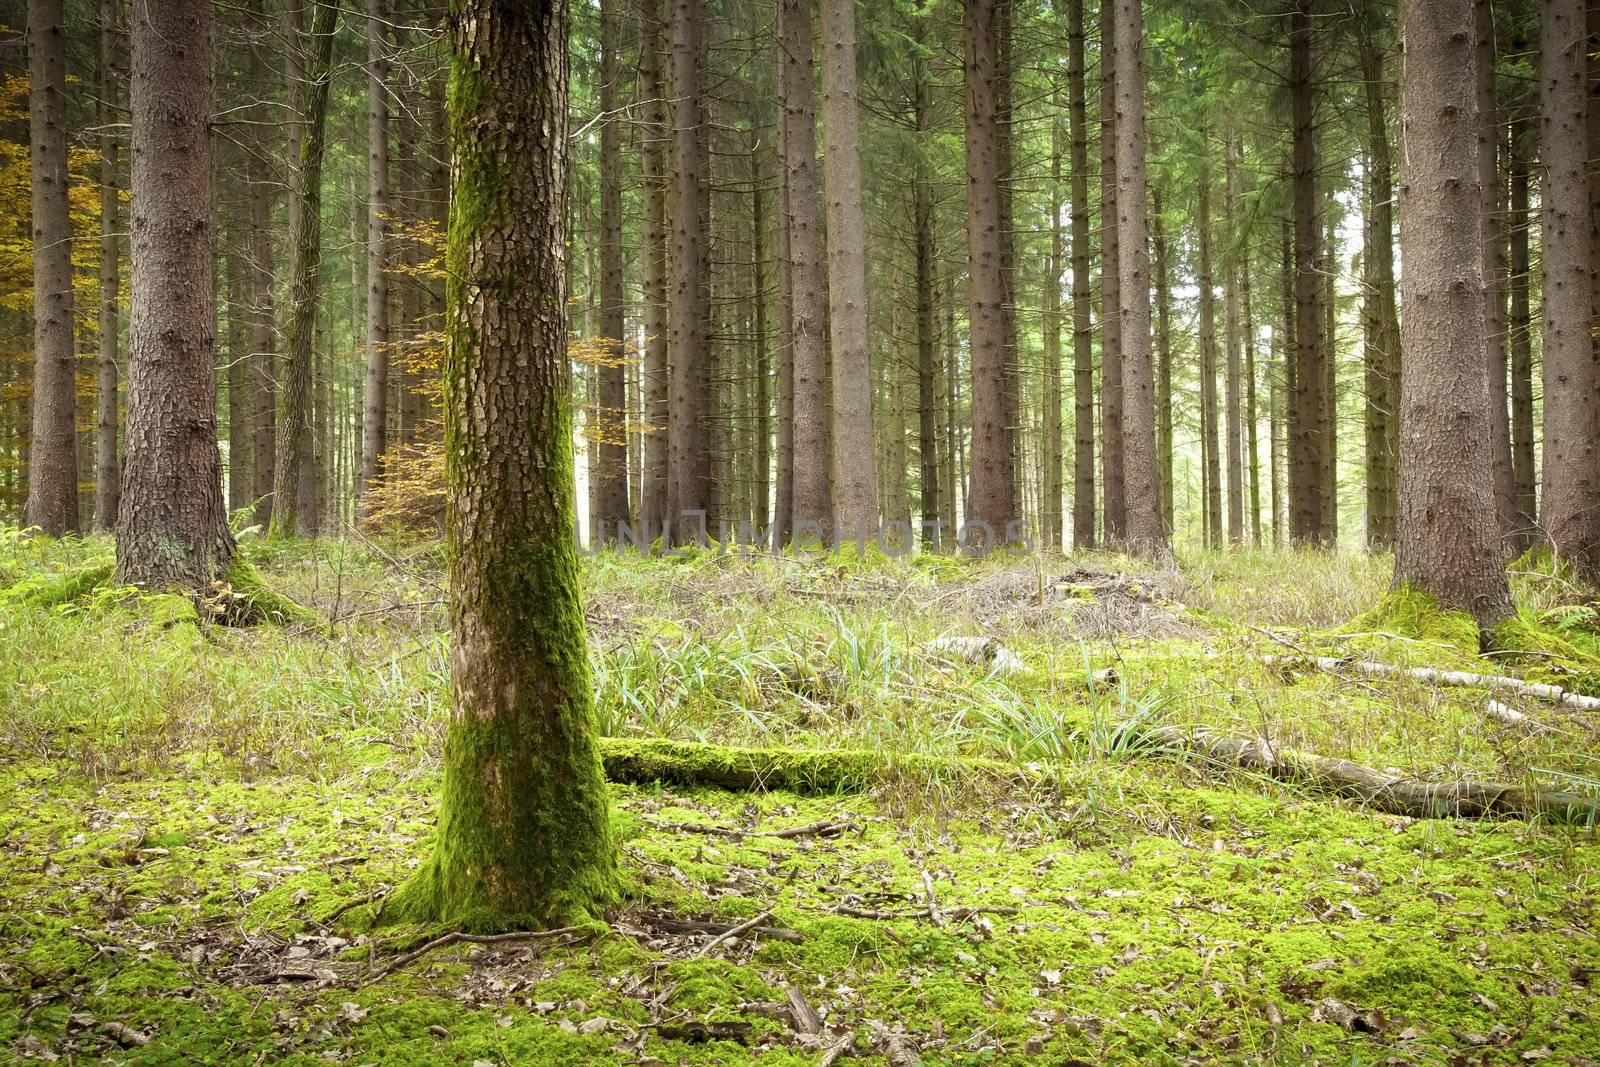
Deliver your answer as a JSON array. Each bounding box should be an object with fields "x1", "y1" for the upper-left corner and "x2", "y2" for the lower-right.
[
  {"x1": 1393, "y1": 0, "x2": 1513, "y2": 632},
  {"x1": 1359, "y1": 20, "x2": 1400, "y2": 551},
  {"x1": 778, "y1": 0, "x2": 832, "y2": 541},
  {"x1": 964, "y1": 0, "x2": 1015, "y2": 547},
  {"x1": 1476, "y1": 0, "x2": 1515, "y2": 550},
  {"x1": 1198, "y1": 166, "x2": 1222, "y2": 549},
  {"x1": 25, "y1": 0, "x2": 79, "y2": 536},
  {"x1": 1288, "y1": 0, "x2": 1328, "y2": 545},
  {"x1": 269, "y1": 0, "x2": 337, "y2": 538},
  {"x1": 115, "y1": 0, "x2": 235, "y2": 591},
  {"x1": 1112, "y1": 0, "x2": 1164, "y2": 557},
  {"x1": 667, "y1": 0, "x2": 712, "y2": 538},
  {"x1": 1242, "y1": 239, "x2": 1261, "y2": 544},
  {"x1": 1539, "y1": 0, "x2": 1600, "y2": 577},
  {"x1": 1042, "y1": 92, "x2": 1064, "y2": 551},
  {"x1": 638, "y1": 0, "x2": 670, "y2": 539},
  {"x1": 1098, "y1": 0, "x2": 1125, "y2": 541},
  {"x1": 1153, "y1": 188, "x2": 1173, "y2": 536},
  {"x1": 913, "y1": 34, "x2": 940, "y2": 547},
  {"x1": 382, "y1": 0, "x2": 617, "y2": 932},
  {"x1": 1223, "y1": 129, "x2": 1244, "y2": 544},
  {"x1": 596, "y1": 0, "x2": 631, "y2": 537},
  {"x1": 358, "y1": 0, "x2": 390, "y2": 516},
  {"x1": 1065, "y1": 0, "x2": 1095, "y2": 548},
  {"x1": 95, "y1": 0, "x2": 121, "y2": 531},
  {"x1": 820, "y1": 0, "x2": 877, "y2": 541},
  {"x1": 1508, "y1": 84, "x2": 1536, "y2": 545}
]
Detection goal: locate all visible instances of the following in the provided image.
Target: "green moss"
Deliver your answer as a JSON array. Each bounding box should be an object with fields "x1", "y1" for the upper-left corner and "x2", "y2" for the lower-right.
[
  {"x1": 1346, "y1": 583, "x2": 1481, "y2": 652},
  {"x1": 222, "y1": 557, "x2": 323, "y2": 627},
  {"x1": 143, "y1": 592, "x2": 199, "y2": 629},
  {"x1": 1487, "y1": 608, "x2": 1600, "y2": 695}
]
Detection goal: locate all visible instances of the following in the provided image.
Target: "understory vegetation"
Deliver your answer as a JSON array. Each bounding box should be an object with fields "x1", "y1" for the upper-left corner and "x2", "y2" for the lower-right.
[{"x1": 4, "y1": 534, "x2": 1600, "y2": 1064}]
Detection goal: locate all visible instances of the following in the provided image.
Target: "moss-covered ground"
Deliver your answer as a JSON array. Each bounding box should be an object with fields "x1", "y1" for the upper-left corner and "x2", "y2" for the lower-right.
[{"x1": 3, "y1": 532, "x2": 1599, "y2": 1064}]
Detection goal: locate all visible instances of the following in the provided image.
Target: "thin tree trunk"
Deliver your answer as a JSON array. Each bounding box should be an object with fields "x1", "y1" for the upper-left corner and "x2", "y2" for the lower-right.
[
  {"x1": 381, "y1": 0, "x2": 617, "y2": 930},
  {"x1": 750, "y1": 132, "x2": 771, "y2": 529},
  {"x1": 116, "y1": 0, "x2": 235, "y2": 590},
  {"x1": 1223, "y1": 128, "x2": 1244, "y2": 544},
  {"x1": 1476, "y1": 0, "x2": 1515, "y2": 549},
  {"x1": 247, "y1": 0, "x2": 277, "y2": 525},
  {"x1": 1153, "y1": 189, "x2": 1173, "y2": 536},
  {"x1": 25, "y1": 0, "x2": 78, "y2": 535},
  {"x1": 1539, "y1": 0, "x2": 1600, "y2": 577},
  {"x1": 963, "y1": 0, "x2": 1014, "y2": 547},
  {"x1": 1065, "y1": 0, "x2": 1094, "y2": 547},
  {"x1": 1198, "y1": 169, "x2": 1222, "y2": 548},
  {"x1": 639, "y1": 0, "x2": 670, "y2": 540},
  {"x1": 269, "y1": 0, "x2": 337, "y2": 538},
  {"x1": 1359, "y1": 17, "x2": 1400, "y2": 551},
  {"x1": 820, "y1": 0, "x2": 877, "y2": 540},
  {"x1": 1289, "y1": 0, "x2": 1327, "y2": 544},
  {"x1": 913, "y1": 39, "x2": 940, "y2": 546},
  {"x1": 96, "y1": 0, "x2": 121, "y2": 531},
  {"x1": 596, "y1": 0, "x2": 630, "y2": 537},
  {"x1": 779, "y1": 0, "x2": 832, "y2": 541},
  {"x1": 1508, "y1": 84, "x2": 1536, "y2": 545},
  {"x1": 1393, "y1": 0, "x2": 1513, "y2": 632},
  {"x1": 774, "y1": 119, "x2": 795, "y2": 545},
  {"x1": 1042, "y1": 91, "x2": 1064, "y2": 551},
  {"x1": 1098, "y1": 0, "x2": 1125, "y2": 541},
  {"x1": 1112, "y1": 0, "x2": 1163, "y2": 555},
  {"x1": 1242, "y1": 241, "x2": 1261, "y2": 544},
  {"x1": 358, "y1": 0, "x2": 389, "y2": 515}
]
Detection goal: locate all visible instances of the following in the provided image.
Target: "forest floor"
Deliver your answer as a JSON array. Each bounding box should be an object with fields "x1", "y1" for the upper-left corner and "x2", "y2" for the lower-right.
[{"x1": 3, "y1": 533, "x2": 1600, "y2": 1065}]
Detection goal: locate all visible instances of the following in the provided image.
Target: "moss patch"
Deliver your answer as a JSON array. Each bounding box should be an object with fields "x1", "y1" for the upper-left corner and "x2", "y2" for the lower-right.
[{"x1": 1345, "y1": 582, "x2": 1482, "y2": 654}]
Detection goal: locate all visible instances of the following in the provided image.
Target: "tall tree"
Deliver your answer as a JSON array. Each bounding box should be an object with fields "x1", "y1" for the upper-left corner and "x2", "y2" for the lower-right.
[
  {"x1": 1476, "y1": 0, "x2": 1514, "y2": 547},
  {"x1": 358, "y1": 0, "x2": 390, "y2": 514},
  {"x1": 1392, "y1": 0, "x2": 1512, "y2": 632},
  {"x1": 1223, "y1": 129, "x2": 1244, "y2": 544},
  {"x1": 1042, "y1": 90, "x2": 1064, "y2": 550},
  {"x1": 1198, "y1": 164, "x2": 1222, "y2": 548},
  {"x1": 246, "y1": 0, "x2": 278, "y2": 524},
  {"x1": 820, "y1": 0, "x2": 878, "y2": 539},
  {"x1": 25, "y1": 0, "x2": 78, "y2": 535},
  {"x1": 963, "y1": 0, "x2": 1015, "y2": 545},
  {"x1": 778, "y1": 0, "x2": 831, "y2": 539},
  {"x1": 115, "y1": 0, "x2": 235, "y2": 590},
  {"x1": 95, "y1": 0, "x2": 120, "y2": 531},
  {"x1": 1153, "y1": 188, "x2": 1174, "y2": 534},
  {"x1": 1358, "y1": 16, "x2": 1399, "y2": 550},
  {"x1": 1507, "y1": 83, "x2": 1536, "y2": 543},
  {"x1": 595, "y1": 0, "x2": 630, "y2": 536},
  {"x1": 1098, "y1": 0, "x2": 1125, "y2": 540},
  {"x1": 639, "y1": 0, "x2": 670, "y2": 538},
  {"x1": 1539, "y1": 0, "x2": 1600, "y2": 577},
  {"x1": 1065, "y1": 0, "x2": 1094, "y2": 547},
  {"x1": 1113, "y1": 0, "x2": 1163, "y2": 556},
  {"x1": 382, "y1": 0, "x2": 617, "y2": 931},
  {"x1": 1287, "y1": 0, "x2": 1328, "y2": 544},
  {"x1": 269, "y1": 0, "x2": 338, "y2": 538},
  {"x1": 912, "y1": 24, "x2": 940, "y2": 546}
]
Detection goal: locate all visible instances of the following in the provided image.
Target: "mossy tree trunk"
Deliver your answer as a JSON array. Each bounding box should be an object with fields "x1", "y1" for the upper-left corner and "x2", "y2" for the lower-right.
[
  {"x1": 115, "y1": 0, "x2": 236, "y2": 592},
  {"x1": 382, "y1": 0, "x2": 617, "y2": 932},
  {"x1": 1392, "y1": 0, "x2": 1512, "y2": 632}
]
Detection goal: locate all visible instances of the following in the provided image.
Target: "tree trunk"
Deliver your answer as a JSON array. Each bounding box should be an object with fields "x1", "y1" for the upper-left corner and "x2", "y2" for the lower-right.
[
  {"x1": 1153, "y1": 189, "x2": 1173, "y2": 536},
  {"x1": 639, "y1": 0, "x2": 670, "y2": 540},
  {"x1": 25, "y1": 0, "x2": 79, "y2": 536},
  {"x1": 1065, "y1": 0, "x2": 1094, "y2": 548},
  {"x1": 774, "y1": 119, "x2": 795, "y2": 545},
  {"x1": 1393, "y1": 0, "x2": 1513, "y2": 632},
  {"x1": 779, "y1": 0, "x2": 832, "y2": 542},
  {"x1": 1223, "y1": 129, "x2": 1244, "y2": 544},
  {"x1": 820, "y1": 0, "x2": 877, "y2": 541},
  {"x1": 1359, "y1": 20, "x2": 1400, "y2": 551},
  {"x1": 1098, "y1": 0, "x2": 1125, "y2": 541},
  {"x1": 1242, "y1": 241, "x2": 1261, "y2": 544},
  {"x1": 750, "y1": 132, "x2": 771, "y2": 530},
  {"x1": 382, "y1": 0, "x2": 617, "y2": 932},
  {"x1": 1112, "y1": 0, "x2": 1164, "y2": 556},
  {"x1": 964, "y1": 0, "x2": 1015, "y2": 547},
  {"x1": 1198, "y1": 167, "x2": 1222, "y2": 549},
  {"x1": 1288, "y1": 0, "x2": 1327, "y2": 545},
  {"x1": 269, "y1": 0, "x2": 337, "y2": 538},
  {"x1": 596, "y1": 0, "x2": 630, "y2": 537},
  {"x1": 1539, "y1": 0, "x2": 1600, "y2": 578},
  {"x1": 667, "y1": 0, "x2": 712, "y2": 539},
  {"x1": 1508, "y1": 85, "x2": 1536, "y2": 545},
  {"x1": 1042, "y1": 90, "x2": 1064, "y2": 551},
  {"x1": 358, "y1": 0, "x2": 389, "y2": 516},
  {"x1": 95, "y1": 0, "x2": 121, "y2": 531},
  {"x1": 1476, "y1": 0, "x2": 1515, "y2": 550},
  {"x1": 913, "y1": 40, "x2": 940, "y2": 546},
  {"x1": 115, "y1": 0, "x2": 235, "y2": 591},
  {"x1": 247, "y1": 0, "x2": 277, "y2": 526}
]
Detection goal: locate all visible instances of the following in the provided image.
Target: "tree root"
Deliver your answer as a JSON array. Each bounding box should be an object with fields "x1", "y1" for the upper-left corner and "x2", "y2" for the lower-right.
[{"x1": 598, "y1": 735, "x2": 1600, "y2": 824}]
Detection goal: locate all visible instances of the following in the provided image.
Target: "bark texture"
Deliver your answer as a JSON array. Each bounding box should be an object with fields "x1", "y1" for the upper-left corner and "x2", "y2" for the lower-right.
[
  {"x1": 382, "y1": 0, "x2": 617, "y2": 932},
  {"x1": 1288, "y1": 0, "x2": 1328, "y2": 544},
  {"x1": 25, "y1": 0, "x2": 79, "y2": 536},
  {"x1": 358, "y1": 0, "x2": 390, "y2": 514},
  {"x1": 595, "y1": 0, "x2": 631, "y2": 536},
  {"x1": 1392, "y1": 0, "x2": 1513, "y2": 631},
  {"x1": 639, "y1": 0, "x2": 670, "y2": 538},
  {"x1": 1476, "y1": 0, "x2": 1515, "y2": 548},
  {"x1": 115, "y1": 0, "x2": 235, "y2": 591},
  {"x1": 1066, "y1": 0, "x2": 1095, "y2": 547},
  {"x1": 95, "y1": 0, "x2": 120, "y2": 531},
  {"x1": 1098, "y1": 0, "x2": 1124, "y2": 541},
  {"x1": 1359, "y1": 20, "x2": 1399, "y2": 550}
]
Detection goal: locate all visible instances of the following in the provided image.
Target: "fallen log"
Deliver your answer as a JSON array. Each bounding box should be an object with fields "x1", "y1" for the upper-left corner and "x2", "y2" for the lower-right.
[
  {"x1": 1266, "y1": 654, "x2": 1600, "y2": 713},
  {"x1": 599, "y1": 735, "x2": 1600, "y2": 824}
]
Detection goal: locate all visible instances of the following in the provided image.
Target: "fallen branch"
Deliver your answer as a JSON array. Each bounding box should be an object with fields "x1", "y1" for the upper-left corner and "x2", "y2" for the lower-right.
[
  {"x1": 633, "y1": 912, "x2": 804, "y2": 943},
  {"x1": 639, "y1": 817, "x2": 857, "y2": 840},
  {"x1": 692, "y1": 909, "x2": 773, "y2": 958},
  {"x1": 1267, "y1": 654, "x2": 1600, "y2": 713},
  {"x1": 364, "y1": 926, "x2": 584, "y2": 983}
]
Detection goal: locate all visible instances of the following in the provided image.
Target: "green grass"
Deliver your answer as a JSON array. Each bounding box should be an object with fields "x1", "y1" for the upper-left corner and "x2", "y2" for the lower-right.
[{"x1": 3, "y1": 530, "x2": 1599, "y2": 1063}]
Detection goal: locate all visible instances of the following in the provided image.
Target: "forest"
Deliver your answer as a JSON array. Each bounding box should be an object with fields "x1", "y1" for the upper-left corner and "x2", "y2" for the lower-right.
[{"x1": 4, "y1": 0, "x2": 1600, "y2": 1062}]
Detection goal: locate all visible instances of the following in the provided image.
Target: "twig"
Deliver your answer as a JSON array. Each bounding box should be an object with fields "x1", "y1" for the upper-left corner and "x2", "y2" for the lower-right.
[
  {"x1": 786, "y1": 984, "x2": 823, "y2": 1036},
  {"x1": 640, "y1": 817, "x2": 857, "y2": 840},
  {"x1": 692, "y1": 910, "x2": 773, "y2": 959},
  {"x1": 921, "y1": 871, "x2": 944, "y2": 928},
  {"x1": 818, "y1": 1034, "x2": 854, "y2": 1067},
  {"x1": 364, "y1": 926, "x2": 584, "y2": 983}
]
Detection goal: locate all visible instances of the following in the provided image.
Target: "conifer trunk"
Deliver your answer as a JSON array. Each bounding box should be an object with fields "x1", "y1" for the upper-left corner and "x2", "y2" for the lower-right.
[
  {"x1": 358, "y1": 0, "x2": 389, "y2": 515},
  {"x1": 25, "y1": 0, "x2": 79, "y2": 536},
  {"x1": 1507, "y1": 90, "x2": 1537, "y2": 545},
  {"x1": 383, "y1": 0, "x2": 617, "y2": 932},
  {"x1": 639, "y1": 0, "x2": 671, "y2": 538},
  {"x1": 1098, "y1": 0, "x2": 1125, "y2": 541},
  {"x1": 1223, "y1": 130, "x2": 1244, "y2": 544},
  {"x1": 1042, "y1": 94, "x2": 1064, "y2": 551},
  {"x1": 1393, "y1": 0, "x2": 1512, "y2": 632},
  {"x1": 1476, "y1": 0, "x2": 1514, "y2": 549},
  {"x1": 1065, "y1": 0, "x2": 1095, "y2": 548},
  {"x1": 1198, "y1": 170, "x2": 1222, "y2": 549},
  {"x1": 596, "y1": 0, "x2": 630, "y2": 537},
  {"x1": 1359, "y1": 17, "x2": 1399, "y2": 551},
  {"x1": 247, "y1": 0, "x2": 278, "y2": 525},
  {"x1": 913, "y1": 41, "x2": 940, "y2": 545},
  {"x1": 116, "y1": 0, "x2": 235, "y2": 591},
  {"x1": 1288, "y1": 0, "x2": 1328, "y2": 544},
  {"x1": 1153, "y1": 189, "x2": 1173, "y2": 535},
  {"x1": 95, "y1": 0, "x2": 121, "y2": 531}
]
